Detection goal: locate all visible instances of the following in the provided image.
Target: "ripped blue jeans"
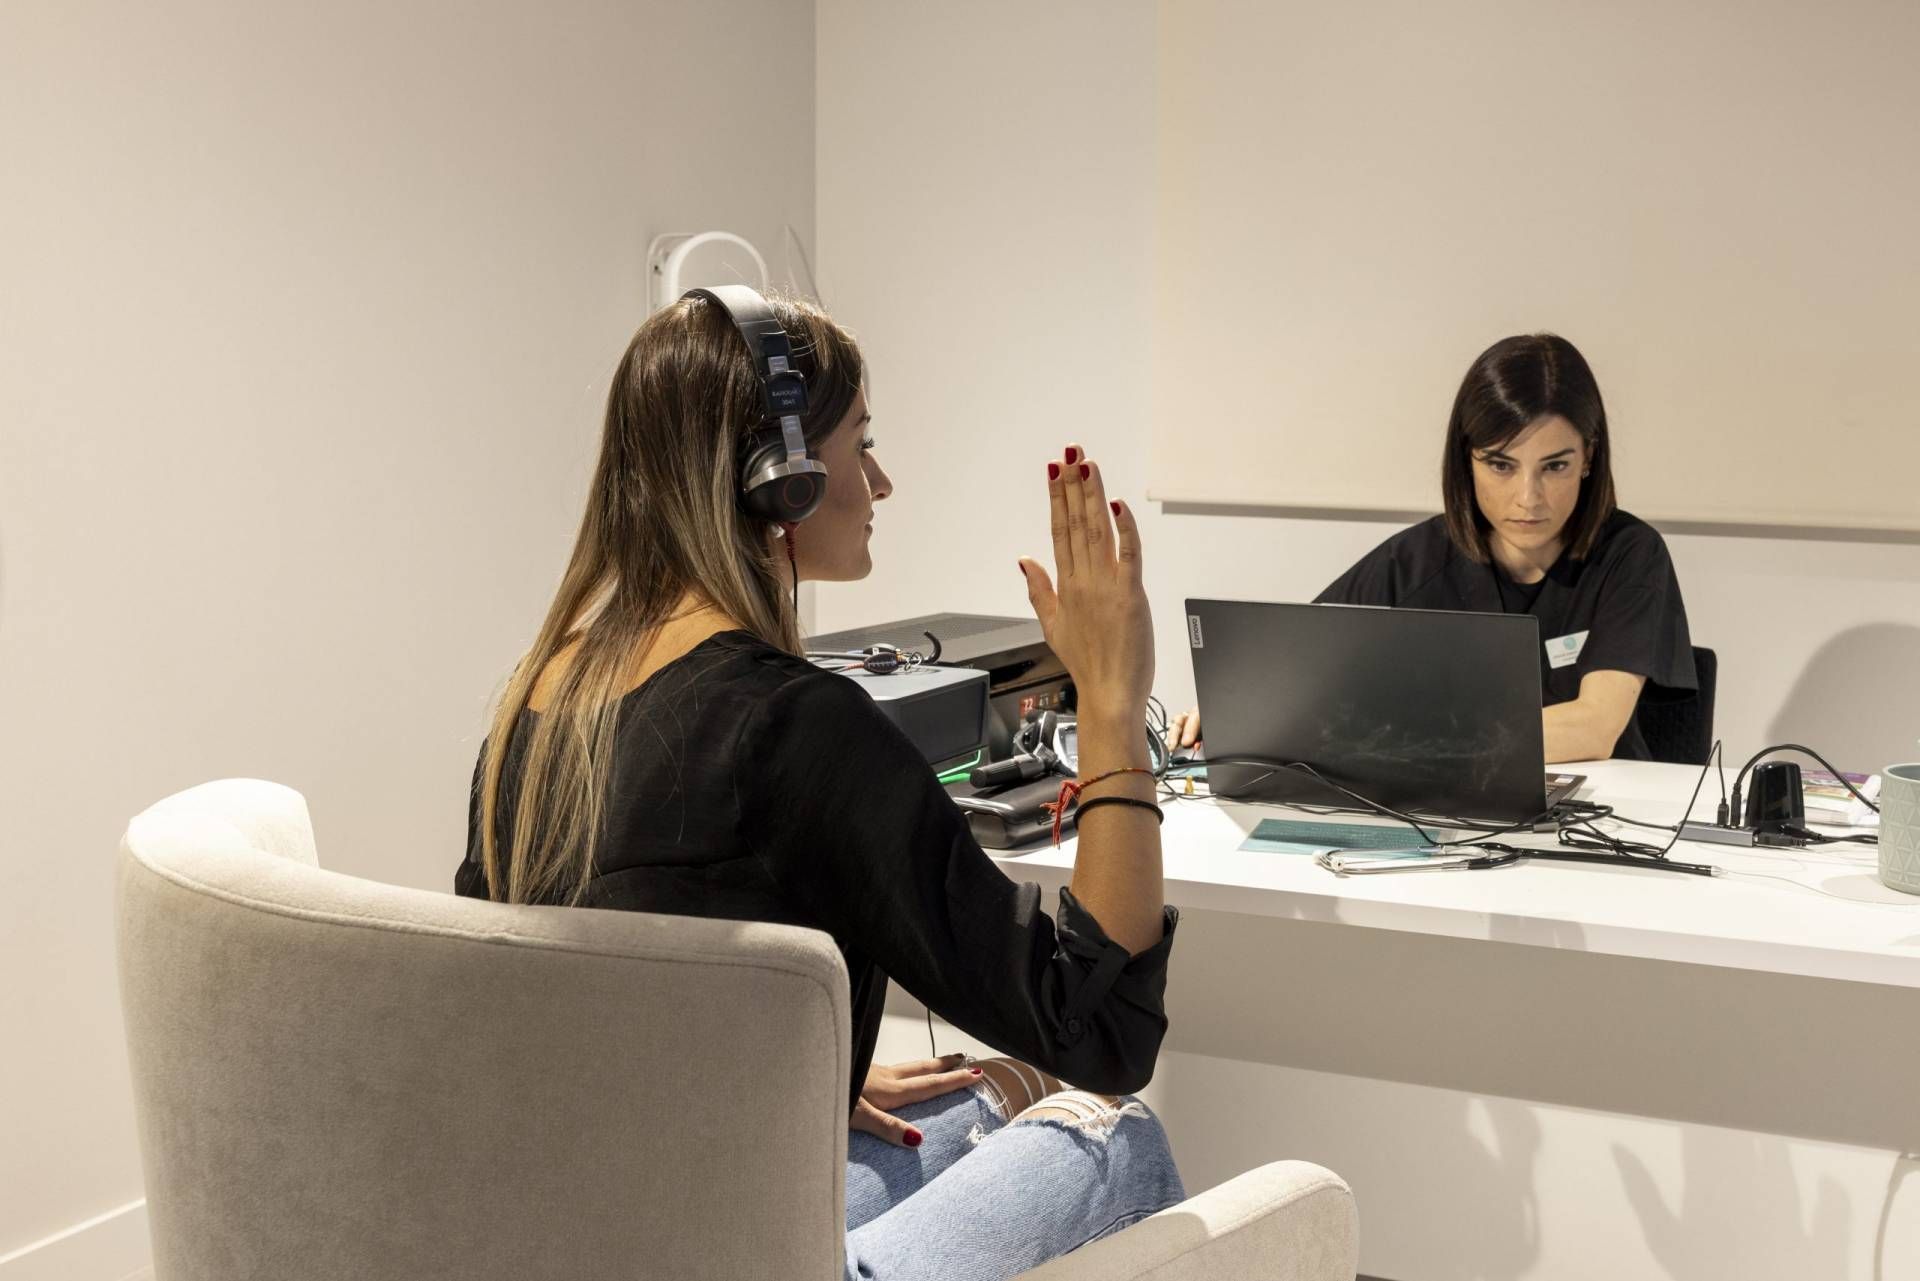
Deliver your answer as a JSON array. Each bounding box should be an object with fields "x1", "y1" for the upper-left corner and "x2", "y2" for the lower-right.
[{"x1": 843, "y1": 1082, "x2": 1186, "y2": 1280}]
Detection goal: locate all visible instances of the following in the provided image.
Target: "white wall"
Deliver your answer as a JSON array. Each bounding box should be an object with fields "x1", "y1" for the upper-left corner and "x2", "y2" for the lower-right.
[
  {"x1": 816, "y1": 0, "x2": 1920, "y2": 776},
  {"x1": 1150, "y1": 0, "x2": 1920, "y2": 531},
  {"x1": 0, "y1": 0, "x2": 815, "y2": 1263},
  {"x1": 813, "y1": 1, "x2": 1158, "y2": 637}
]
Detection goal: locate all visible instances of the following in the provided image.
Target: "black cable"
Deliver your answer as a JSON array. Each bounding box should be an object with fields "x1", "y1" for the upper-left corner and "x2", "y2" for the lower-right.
[
  {"x1": 1284, "y1": 760, "x2": 1553, "y2": 838},
  {"x1": 1780, "y1": 824, "x2": 1878, "y2": 846},
  {"x1": 1715, "y1": 743, "x2": 1729, "y2": 825},
  {"x1": 1558, "y1": 825, "x2": 1669, "y2": 859},
  {"x1": 926, "y1": 1004, "x2": 936, "y2": 1057},
  {"x1": 785, "y1": 528, "x2": 800, "y2": 620},
  {"x1": 1649, "y1": 740, "x2": 1722, "y2": 858},
  {"x1": 1452, "y1": 741, "x2": 1719, "y2": 864},
  {"x1": 1169, "y1": 757, "x2": 1668, "y2": 853},
  {"x1": 1550, "y1": 798, "x2": 1684, "y2": 859},
  {"x1": 1573, "y1": 745, "x2": 1726, "y2": 840},
  {"x1": 1175, "y1": 741, "x2": 1737, "y2": 876},
  {"x1": 1172, "y1": 745, "x2": 1738, "y2": 877},
  {"x1": 1195, "y1": 755, "x2": 1551, "y2": 841},
  {"x1": 1470, "y1": 842, "x2": 1717, "y2": 877},
  {"x1": 1146, "y1": 695, "x2": 1169, "y2": 742},
  {"x1": 1162, "y1": 771, "x2": 1519, "y2": 835}
]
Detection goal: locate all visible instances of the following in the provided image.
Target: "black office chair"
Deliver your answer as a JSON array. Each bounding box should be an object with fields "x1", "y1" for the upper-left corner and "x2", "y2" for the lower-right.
[{"x1": 1634, "y1": 646, "x2": 1717, "y2": 765}]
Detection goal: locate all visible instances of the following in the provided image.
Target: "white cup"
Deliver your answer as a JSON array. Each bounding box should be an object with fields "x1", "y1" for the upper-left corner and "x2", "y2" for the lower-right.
[{"x1": 1878, "y1": 763, "x2": 1920, "y2": 896}]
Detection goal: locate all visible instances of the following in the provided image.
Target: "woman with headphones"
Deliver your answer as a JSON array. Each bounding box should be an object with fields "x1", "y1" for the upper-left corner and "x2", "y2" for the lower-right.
[
  {"x1": 1169, "y1": 333, "x2": 1697, "y2": 764},
  {"x1": 456, "y1": 289, "x2": 1183, "y2": 1279}
]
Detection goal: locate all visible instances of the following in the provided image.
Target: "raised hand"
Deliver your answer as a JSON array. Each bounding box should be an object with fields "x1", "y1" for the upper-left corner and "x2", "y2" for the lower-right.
[{"x1": 1017, "y1": 444, "x2": 1153, "y2": 721}]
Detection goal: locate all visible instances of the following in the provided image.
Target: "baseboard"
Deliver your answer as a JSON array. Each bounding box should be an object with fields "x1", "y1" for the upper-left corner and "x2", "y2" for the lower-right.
[{"x1": 0, "y1": 1200, "x2": 151, "y2": 1281}]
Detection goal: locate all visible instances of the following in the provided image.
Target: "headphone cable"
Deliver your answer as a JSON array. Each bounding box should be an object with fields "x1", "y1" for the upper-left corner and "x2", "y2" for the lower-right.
[{"x1": 784, "y1": 524, "x2": 799, "y2": 620}]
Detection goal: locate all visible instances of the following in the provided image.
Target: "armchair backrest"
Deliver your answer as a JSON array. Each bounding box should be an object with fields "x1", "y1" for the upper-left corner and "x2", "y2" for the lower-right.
[{"x1": 117, "y1": 779, "x2": 850, "y2": 1280}]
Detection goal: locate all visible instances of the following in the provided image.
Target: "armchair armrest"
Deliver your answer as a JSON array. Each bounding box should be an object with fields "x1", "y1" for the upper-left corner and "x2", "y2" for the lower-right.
[{"x1": 1015, "y1": 1160, "x2": 1357, "y2": 1281}]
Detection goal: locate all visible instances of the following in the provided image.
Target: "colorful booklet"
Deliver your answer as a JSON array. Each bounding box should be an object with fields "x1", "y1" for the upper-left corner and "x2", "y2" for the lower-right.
[{"x1": 1802, "y1": 770, "x2": 1880, "y2": 827}]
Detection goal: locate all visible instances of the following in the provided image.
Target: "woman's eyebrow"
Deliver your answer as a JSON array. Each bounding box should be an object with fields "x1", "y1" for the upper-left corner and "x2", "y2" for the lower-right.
[{"x1": 1478, "y1": 446, "x2": 1575, "y2": 461}]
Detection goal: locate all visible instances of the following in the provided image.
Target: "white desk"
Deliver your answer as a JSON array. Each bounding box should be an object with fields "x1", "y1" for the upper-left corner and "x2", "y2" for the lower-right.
[
  {"x1": 997, "y1": 759, "x2": 1920, "y2": 989},
  {"x1": 881, "y1": 759, "x2": 1920, "y2": 1280}
]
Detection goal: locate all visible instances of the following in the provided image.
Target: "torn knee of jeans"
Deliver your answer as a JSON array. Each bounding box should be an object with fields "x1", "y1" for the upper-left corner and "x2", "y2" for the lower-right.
[
  {"x1": 971, "y1": 1074, "x2": 1013, "y2": 1121},
  {"x1": 1010, "y1": 1091, "x2": 1151, "y2": 1142}
]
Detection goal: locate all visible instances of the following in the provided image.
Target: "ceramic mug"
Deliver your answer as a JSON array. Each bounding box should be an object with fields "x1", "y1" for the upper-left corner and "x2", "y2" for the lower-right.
[{"x1": 1877, "y1": 763, "x2": 1920, "y2": 896}]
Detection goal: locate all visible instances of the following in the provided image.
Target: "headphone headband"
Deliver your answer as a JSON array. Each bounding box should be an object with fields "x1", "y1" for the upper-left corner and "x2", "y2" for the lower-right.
[{"x1": 685, "y1": 285, "x2": 829, "y2": 524}]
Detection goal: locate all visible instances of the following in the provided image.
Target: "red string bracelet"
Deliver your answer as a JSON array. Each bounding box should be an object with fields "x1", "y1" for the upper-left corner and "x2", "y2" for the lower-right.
[{"x1": 1044, "y1": 767, "x2": 1157, "y2": 846}]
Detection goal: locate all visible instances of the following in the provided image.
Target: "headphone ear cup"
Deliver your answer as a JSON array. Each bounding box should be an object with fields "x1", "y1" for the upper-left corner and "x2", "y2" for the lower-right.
[{"x1": 740, "y1": 428, "x2": 827, "y2": 525}]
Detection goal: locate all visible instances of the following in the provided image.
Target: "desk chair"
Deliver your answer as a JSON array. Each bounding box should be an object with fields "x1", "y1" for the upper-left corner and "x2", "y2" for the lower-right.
[
  {"x1": 1635, "y1": 646, "x2": 1718, "y2": 765},
  {"x1": 117, "y1": 779, "x2": 1358, "y2": 1281}
]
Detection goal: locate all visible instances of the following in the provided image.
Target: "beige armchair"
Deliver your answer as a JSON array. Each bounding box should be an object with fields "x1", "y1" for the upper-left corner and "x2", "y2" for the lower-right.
[{"x1": 117, "y1": 779, "x2": 1357, "y2": 1280}]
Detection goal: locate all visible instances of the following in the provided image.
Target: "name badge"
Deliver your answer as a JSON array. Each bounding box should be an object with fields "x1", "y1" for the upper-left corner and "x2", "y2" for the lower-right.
[{"x1": 1546, "y1": 630, "x2": 1589, "y2": 670}]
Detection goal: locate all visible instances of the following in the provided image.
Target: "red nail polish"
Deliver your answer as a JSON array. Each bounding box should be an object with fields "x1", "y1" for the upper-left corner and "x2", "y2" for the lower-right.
[
  {"x1": 904, "y1": 1128, "x2": 924, "y2": 1148},
  {"x1": 1110, "y1": 500, "x2": 1121, "y2": 516},
  {"x1": 970, "y1": 1067, "x2": 983, "y2": 1075},
  {"x1": 1048, "y1": 462, "x2": 1060, "y2": 480},
  {"x1": 1079, "y1": 463, "x2": 1090, "y2": 480},
  {"x1": 1064, "y1": 447, "x2": 1079, "y2": 464}
]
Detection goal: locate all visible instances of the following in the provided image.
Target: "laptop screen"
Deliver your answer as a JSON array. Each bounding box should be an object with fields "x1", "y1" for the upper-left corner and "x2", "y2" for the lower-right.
[{"x1": 1186, "y1": 599, "x2": 1547, "y2": 823}]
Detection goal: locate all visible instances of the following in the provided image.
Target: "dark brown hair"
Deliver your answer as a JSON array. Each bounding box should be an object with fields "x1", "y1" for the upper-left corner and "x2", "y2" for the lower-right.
[
  {"x1": 1440, "y1": 333, "x2": 1616, "y2": 563},
  {"x1": 477, "y1": 293, "x2": 863, "y2": 905}
]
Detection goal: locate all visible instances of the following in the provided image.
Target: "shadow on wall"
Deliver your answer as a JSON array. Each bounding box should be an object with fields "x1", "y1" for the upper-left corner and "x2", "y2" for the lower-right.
[
  {"x1": 1615, "y1": 1143, "x2": 1920, "y2": 1281},
  {"x1": 1405, "y1": 1094, "x2": 1544, "y2": 1281},
  {"x1": 1613, "y1": 1131, "x2": 1855, "y2": 1280},
  {"x1": 1767, "y1": 624, "x2": 1920, "y2": 773}
]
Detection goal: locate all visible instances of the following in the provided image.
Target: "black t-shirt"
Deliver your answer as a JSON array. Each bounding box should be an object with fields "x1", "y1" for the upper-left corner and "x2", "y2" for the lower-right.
[
  {"x1": 455, "y1": 630, "x2": 1178, "y2": 1112},
  {"x1": 1316, "y1": 510, "x2": 1697, "y2": 760}
]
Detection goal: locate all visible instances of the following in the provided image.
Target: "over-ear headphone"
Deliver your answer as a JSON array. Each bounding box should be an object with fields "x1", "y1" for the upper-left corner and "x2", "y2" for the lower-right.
[
  {"x1": 683, "y1": 284, "x2": 830, "y2": 525},
  {"x1": 806, "y1": 631, "x2": 944, "y2": 675}
]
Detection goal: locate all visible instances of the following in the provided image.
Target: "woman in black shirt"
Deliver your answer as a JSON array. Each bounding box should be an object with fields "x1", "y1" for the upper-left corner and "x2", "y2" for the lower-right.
[
  {"x1": 1170, "y1": 334, "x2": 1695, "y2": 762},
  {"x1": 457, "y1": 289, "x2": 1183, "y2": 1278}
]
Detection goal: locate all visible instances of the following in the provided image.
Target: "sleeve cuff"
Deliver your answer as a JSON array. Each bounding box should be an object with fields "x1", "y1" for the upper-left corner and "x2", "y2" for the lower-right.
[
  {"x1": 1055, "y1": 885, "x2": 1179, "y2": 965},
  {"x1": 1050, "y1": 886, "x2": 1179, "y2": 1048}
]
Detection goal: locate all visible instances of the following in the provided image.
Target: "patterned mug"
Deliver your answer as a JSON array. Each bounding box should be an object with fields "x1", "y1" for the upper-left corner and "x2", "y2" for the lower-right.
[{"x1": 1878, "y1": 763, "x2": 1920, "y2": 896}]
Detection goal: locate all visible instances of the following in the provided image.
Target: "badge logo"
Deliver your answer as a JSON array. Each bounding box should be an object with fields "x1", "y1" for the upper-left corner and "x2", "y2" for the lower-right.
[{"x1": 1546, "y1": 630, "x2": 1589, "y2": 669}]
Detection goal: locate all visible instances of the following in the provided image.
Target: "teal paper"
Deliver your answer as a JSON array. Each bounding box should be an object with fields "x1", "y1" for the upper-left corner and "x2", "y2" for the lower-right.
[{"x1": 1238, "y1": 818, "x2": 1457, "y2": 857}]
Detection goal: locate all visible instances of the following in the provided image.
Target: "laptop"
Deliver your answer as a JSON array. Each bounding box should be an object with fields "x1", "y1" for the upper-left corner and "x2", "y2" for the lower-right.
[{"x1": 1185, "y1": 599, "x2": 1584, "y2": 824}]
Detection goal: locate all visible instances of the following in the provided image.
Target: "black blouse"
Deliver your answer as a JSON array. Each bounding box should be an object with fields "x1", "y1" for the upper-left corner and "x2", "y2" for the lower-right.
[
  {"x1": 456, "y1": 630, "x2": 1178, "y2": 1112},
  {"x1": 1316, "y1": 510, "x2": 1697, "y2": 760}
]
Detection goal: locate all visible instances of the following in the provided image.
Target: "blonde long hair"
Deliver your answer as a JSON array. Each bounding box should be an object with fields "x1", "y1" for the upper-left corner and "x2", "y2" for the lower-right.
[{"x1": 477, "y1": 293, "x2": 863, "y2": 904}]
